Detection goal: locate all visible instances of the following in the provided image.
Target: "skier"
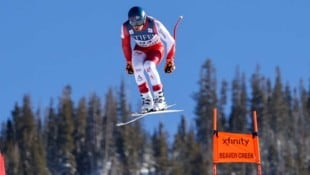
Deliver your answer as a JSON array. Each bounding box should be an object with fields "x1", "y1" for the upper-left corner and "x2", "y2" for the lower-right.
[{"x1": 121, "y1": 6, "x2": 176, "y2": 113}]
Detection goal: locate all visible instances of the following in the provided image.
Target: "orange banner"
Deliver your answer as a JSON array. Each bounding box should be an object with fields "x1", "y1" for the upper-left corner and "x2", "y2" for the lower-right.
[{"x1": 213, "y1": 131, "x2": 261, "y2": 163}]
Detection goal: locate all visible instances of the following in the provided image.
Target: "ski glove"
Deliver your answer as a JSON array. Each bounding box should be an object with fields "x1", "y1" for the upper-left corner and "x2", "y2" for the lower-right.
[
  {"x1": 164, "y1": 60, "x2": 175, "y2": 73},
  {"x1": 126, "y1": 62, "x2": 134, "y2": 74}
]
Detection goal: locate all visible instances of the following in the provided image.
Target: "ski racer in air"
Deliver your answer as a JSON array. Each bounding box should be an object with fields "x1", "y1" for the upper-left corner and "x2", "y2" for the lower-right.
[{"x1": 121, "y1": 6, "x2": 176, "y2": 113}]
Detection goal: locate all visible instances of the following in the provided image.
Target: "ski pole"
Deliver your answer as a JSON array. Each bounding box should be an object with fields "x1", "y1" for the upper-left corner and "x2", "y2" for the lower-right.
[{"x1": 173, "y1": 16, "x2": 183, "y2": 40}]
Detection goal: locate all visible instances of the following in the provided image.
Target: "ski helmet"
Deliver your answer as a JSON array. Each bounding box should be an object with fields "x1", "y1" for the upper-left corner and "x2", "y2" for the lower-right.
[{"x1": 128, "y1": 6, "x2": 146, "y2": 26}]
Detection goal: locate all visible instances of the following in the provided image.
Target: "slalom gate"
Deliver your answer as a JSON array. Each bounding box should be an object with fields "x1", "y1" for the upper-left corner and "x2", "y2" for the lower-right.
[{"x1": 212, "y1": 108, "x2": 262, "y2": 175}]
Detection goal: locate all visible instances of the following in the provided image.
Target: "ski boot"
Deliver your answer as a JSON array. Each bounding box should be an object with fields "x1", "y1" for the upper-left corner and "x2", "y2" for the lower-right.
[
  {"x1": 141, "y1": 92, "x2": 154, "y2": 113},
  {"x1": 153, "y1": 91, "x2": 167, "y2": 111}
]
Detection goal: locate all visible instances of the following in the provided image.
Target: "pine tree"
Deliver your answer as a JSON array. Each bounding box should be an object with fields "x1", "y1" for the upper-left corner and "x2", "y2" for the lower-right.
[
  {"x1": 56, "y1": 86, "x2": 77, "y2": 175},
  {"x1": 45, "y1": 99, "x2": 59, "y2": 174},
  {"x1": 102, "y1": 88, "x2": 119, "y2": 174},
  {"x1": 296, "y1": 80, "x2": 310, "y2": 174},
  {"x1": 114, "y1": 81, "x2": 133, "y2": 174},
  {"x1": 250, "y1": 66, "x2": 273, "y2": 174},
  {"x1": 269, "y1": 67, "x2": 292, "y2": 174},
  {"x1": 152, "y1": 123, "x2": 170, "y2": 175},
  {"x1": 250, "y1": 65, "x2": 269, "y2": 132},
  {"x1": 171, "y1": 116, "x2": 206, "y2": 175},
  {"x1": 228, "y1": 68, "x2": 248, "y2": 133},
  {"x1": 12, "y1": 95, "x2": 48, "y2": 175},
  {"x1": 171, "y1": 117, "x2": 188, "y2": 175},
  {"x1": 194, "y1": 59, "x2": 218, "y2": 144},
  {"x1": 193, "y1": 59, "x2": 218, "y2": 174},
  {"x1": 270, "y1": 67, "x2": 289, "y2": 134},
  {"x1": 262, "y1": 78, "x2": 280, "y2": 174},
  {"x1": 287, "y1": 88, "x2": 302, "y2": 174},
  {"x1": 2, "y1": 119, "x2": 20, "y2": 175},
  {"x1": 73, "y1": 97, "x2": 88, "y2": 175},
  {"x1": 85, "y1": 93, "x2": 103, "y2": 174},
  {"x1": 115, "y1": 80, "x2": 146, "y2": 175},
  {"x1": 218, "y1": 80, "x2": 228, "y2": 130}
]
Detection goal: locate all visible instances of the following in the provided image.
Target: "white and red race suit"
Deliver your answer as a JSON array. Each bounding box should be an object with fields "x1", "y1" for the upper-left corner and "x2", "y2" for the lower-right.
[{"x1": 121, "y1": 16, "x2": 175, "y2": 94}]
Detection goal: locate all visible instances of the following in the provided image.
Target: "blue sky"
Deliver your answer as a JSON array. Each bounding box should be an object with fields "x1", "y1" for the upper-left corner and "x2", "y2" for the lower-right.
[{"x1": 1, "y1": 1, "x2": 310, "y2": 135}]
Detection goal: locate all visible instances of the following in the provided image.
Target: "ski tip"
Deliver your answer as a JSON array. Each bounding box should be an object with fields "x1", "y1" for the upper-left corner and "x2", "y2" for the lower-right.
[{"x1": 116, "y1": 123, "x2": 125, "y2": 127}]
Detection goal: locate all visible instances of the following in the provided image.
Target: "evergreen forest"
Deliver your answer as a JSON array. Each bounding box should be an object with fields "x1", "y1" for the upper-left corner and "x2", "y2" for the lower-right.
[{"x1": 1, "y1": 59, "x2": 309, "y2": 175}]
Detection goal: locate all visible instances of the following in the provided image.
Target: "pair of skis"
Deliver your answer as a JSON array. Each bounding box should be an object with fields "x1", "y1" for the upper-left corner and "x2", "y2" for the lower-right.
[{"x1": 116, "y1": 104, "x2": 183, "y2": 127}]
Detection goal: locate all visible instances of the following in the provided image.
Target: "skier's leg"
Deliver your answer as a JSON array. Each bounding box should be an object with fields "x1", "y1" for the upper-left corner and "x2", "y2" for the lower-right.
[
  {"x1": 144, "y1": 60, "x2": 162, "y2": 90},
  {"x1": 132, "y1": 50, "x2": 154, "y2": 113},
  {"x1": 144, "y1": 49, "x2": 167, "y2": 111}
]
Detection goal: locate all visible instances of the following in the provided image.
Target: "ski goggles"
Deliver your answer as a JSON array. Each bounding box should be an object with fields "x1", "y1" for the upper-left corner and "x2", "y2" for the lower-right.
[{"x1": 129, "y1": 19, "x2": 145, "y2": 26}]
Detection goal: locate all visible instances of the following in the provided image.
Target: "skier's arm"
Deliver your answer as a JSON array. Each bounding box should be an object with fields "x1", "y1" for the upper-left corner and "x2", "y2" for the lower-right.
[
  {"x1": 121, "y1": 25, "x2": 132, "y2": 63},
  {"x1": 155, "y1": 20, "x2": 176, "y2": 73},
  {"x1": 155, "y1": 20, "x2": 175, "y2": 61},
  {"x1": 121, "y1": 25, "x2": 134, "y2": 74}
]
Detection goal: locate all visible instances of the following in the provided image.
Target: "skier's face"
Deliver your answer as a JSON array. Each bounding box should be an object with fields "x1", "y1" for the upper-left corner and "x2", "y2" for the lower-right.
[{"x1": 133, "y1": 24, "x2": 144, "y2": 31}]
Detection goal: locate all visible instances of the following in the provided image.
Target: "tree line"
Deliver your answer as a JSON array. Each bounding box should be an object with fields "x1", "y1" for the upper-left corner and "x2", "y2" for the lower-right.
[{"x1": 0, "y1": 59, "x2": 309, "y2": 175}]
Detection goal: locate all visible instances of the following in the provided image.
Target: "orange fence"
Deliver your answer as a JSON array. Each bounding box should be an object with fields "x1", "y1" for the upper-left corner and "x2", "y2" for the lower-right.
[{"x1": 212, "y1": 109, "x2": 262, "y2": 175}]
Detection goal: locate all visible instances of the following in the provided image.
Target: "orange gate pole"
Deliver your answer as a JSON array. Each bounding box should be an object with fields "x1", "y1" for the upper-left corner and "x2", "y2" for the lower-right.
[
  {"x1": 0, "y1": 153, "x2": 5, "y2": 175},
  {"x1": 252, "y1": 111, "x2": 262, "y2": 175},
  {"x1": 212, "y1": 108, "x2": 217, "y2": 175}
]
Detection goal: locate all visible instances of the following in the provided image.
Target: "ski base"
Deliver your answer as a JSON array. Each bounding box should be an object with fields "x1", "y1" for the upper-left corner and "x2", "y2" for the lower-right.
[{"x1": 116, "y1": 105, "x2": 183, "y2": 127}]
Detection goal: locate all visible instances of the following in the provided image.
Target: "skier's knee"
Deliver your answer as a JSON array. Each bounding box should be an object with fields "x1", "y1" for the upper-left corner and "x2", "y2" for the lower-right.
[
  {"x1": 143, "y1": 61, "x2": 156, "y2": 71},
  {"x1": 133, "y1": 63, "x2": 144, "y2": 73}
]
